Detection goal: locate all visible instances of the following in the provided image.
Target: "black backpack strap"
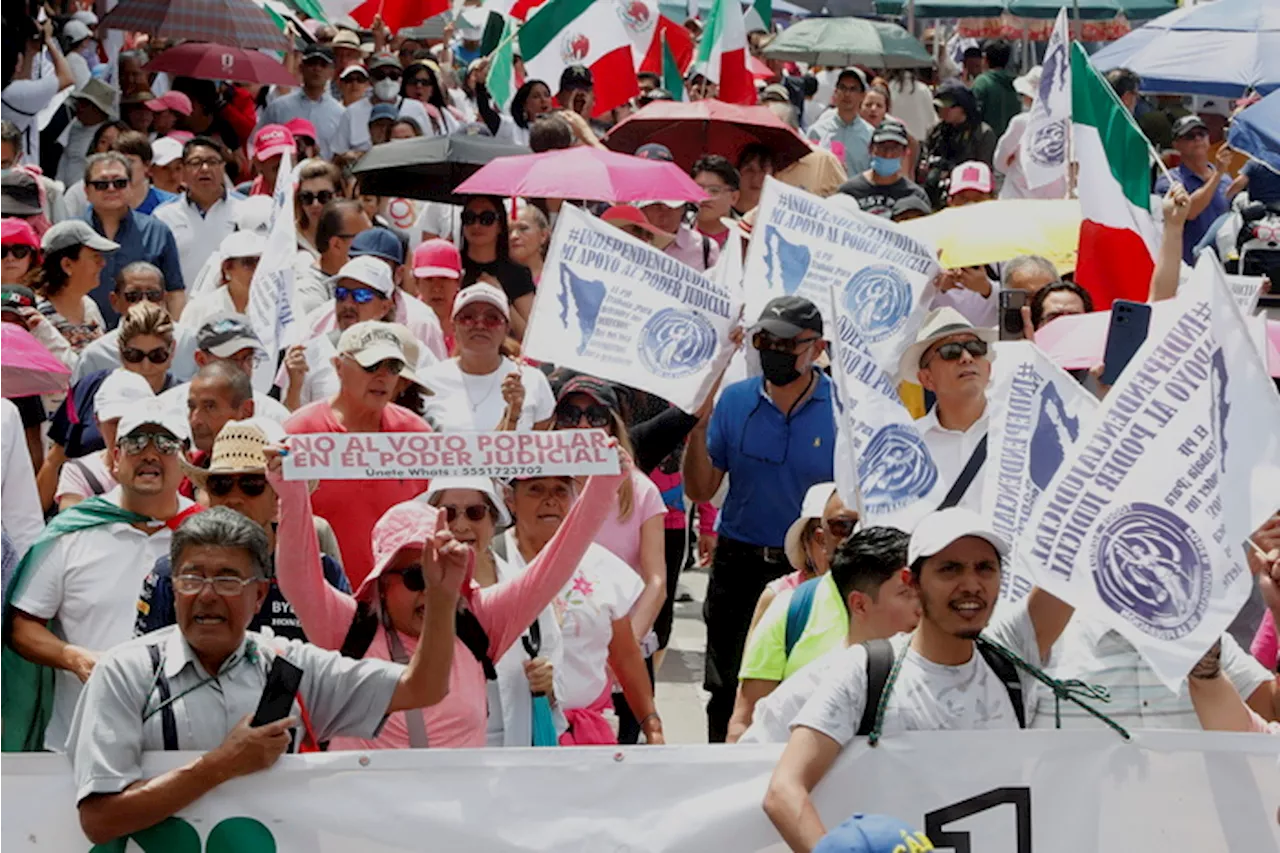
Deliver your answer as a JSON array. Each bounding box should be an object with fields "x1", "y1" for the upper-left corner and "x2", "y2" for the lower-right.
[
  {"x1": 856, "y1": 639, "x2": 895, "y2": 737},
  {"x1": 977, "y1": 638, "x2": 1026, "y2": 729},
  {"x1": 67, "y1": 457, "x2": 106, "y2": 496},
  {"x1": 701, "y1": 233, "x2": 712, "y2": 270},
  {"x1": 146, "y1": 644, "x2": 180, "y2": 751},
  {"x1": 456, "y1": 607, "x2": 497, "y2": 681},
  {"x1": 938, "y1": 433, "x2": 988, "y2": 510},
  {"x1": 521, "y1": 617, "x2": 541, "y2": 659}
]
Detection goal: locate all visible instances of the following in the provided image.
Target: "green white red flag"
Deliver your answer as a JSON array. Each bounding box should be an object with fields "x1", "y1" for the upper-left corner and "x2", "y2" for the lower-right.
[
  {"x1": 518, "y1": 0, "x2": 640, "y2": 116},
  {"x1": 694, "y1": 0, "x2": 754, "y2": 105}
]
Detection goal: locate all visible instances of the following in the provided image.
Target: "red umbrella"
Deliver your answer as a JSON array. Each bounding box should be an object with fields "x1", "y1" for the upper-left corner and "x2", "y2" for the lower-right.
[
  {"x1": 98, "y1": 0, "x2": 289, "y2": 51},
  {"x1": 605, "y1": 100, "x2": 814, "y2": 172},
  {"x1": 144, "y1": 43, "x2": 298, "y2": 87},
  {"x1": 455, "y1": 147, "x2": 708, "y2": 203},
  {"x1": 1, "y1": 324, "x2": 71, "y2": 398}
]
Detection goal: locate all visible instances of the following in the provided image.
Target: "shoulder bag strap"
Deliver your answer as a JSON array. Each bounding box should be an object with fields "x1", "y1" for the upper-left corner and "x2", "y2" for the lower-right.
[
  {"x1": 783, "y1": 577, "x2": 820, "y2": 659},
  {"x1": 938, "y1": 433, "x2": 989, "y2": 510},
  {"x1": 67, "y1": 457, "x2": 106, "y2": 496},
  {"x1": 856, "y1": 639, "x2": 895, "y2": 737},
  {"x1": 977, "y1": 638, "x2": 1027, "y2": 729},
  {"x1": 146, "y1": 644, "x2": 180, "y2": 751}
]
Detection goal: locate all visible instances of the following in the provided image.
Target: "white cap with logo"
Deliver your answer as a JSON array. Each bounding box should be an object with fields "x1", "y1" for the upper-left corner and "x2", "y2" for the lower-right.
[
  {"x1": 116, "y1": 397, "x2": 192, "y2": 444},
  {"x1": 907, "y1": 507, "x2": 1009, "y2": 566}
]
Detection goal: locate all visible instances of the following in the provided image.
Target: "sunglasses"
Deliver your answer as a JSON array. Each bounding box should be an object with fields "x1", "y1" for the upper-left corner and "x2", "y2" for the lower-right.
[
  {"x1": 356, "y1": 357, "x2": 406, "y2": 376},
  {"x1": 455, "y1": 310, "x2": 505, "y2": 329},
  {"x1": 205, "y1": 473, "x2": 269, "y2": 498},
  {"x1": 120, "y1": 344, "x2": 171, "y2": 364},
  {"x1": 824, "y1": 517, "x2": 858, "y2": 539},
  {"x1": 118, "y1": 432, "x2": 183, "y2": 455},
  {"x1": 461, "y1": 210, "x2": 499, "y2": 227},
  {"x1": 443, "y1": 504, "x2": 491, "y2": 523},
  {"x1": 372, "y1": 69, "x2": 402, "y2": 81},
  {"x1": 1, "y1": 245, "x2": 33, "y2": 260},
  {"x1": 173, "y1": 574, "x2": 259, "y2": 597},
  {"x1": 386, "y1": 565, "x2": 425, "y2": 592},
  {"x1": 335, "y1": 285, "x2": 380, "y2": 304},
  {"x1": 121, "y1": 289, "x2": 165, "y2": 304},
  {"x1": 555, "y1": 402, "x2": 612, "y2": 429},
  {"x1": 88, "y1": 178, "x2": 130, "y2": 191},
  {"x1": 752, "y1": 331, "x2": 821, "y2": 354},
  {"x1": 925, "y1": 339, "x2": 989, "y2": 366},
  {"x1": 299, "y1": 190, "x2": 334, "y2": 206},
  {"x1": 407, "y1": 76, "x2": 433, "y2": 86}
]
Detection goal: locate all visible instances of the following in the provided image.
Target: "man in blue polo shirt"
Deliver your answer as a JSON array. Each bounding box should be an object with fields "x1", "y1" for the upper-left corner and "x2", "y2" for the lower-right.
[
  {"x1": 1154, "y1": 115, "x2": 1236, "y2": 265},
  {"x1": 684, "y1": 295, "x2": 835, "y2": 742}
]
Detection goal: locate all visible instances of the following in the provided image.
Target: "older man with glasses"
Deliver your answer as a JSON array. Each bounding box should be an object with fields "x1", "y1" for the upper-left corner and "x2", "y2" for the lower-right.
[
  {"x1": 154, "y1": 137, "x2": 243, "y2": 295},
  {"x1": 683, "y1": 295, "x2": 836, "y2": 742}
]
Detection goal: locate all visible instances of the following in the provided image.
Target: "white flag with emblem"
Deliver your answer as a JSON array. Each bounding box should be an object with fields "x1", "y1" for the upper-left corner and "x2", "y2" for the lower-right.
[
  {"x1": 1016, "y1": 254, "x2": 1280, "y2": 688},
  {"x1": 1021, "y1": 8, "x2": 1071, "y2": 191},
  {"x1": 246, "y1": 150, "x2": 297, "y2": 394}
]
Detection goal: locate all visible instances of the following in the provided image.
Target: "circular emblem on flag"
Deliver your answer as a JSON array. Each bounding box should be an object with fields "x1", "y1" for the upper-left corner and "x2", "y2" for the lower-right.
[
  {"x1": 1029, "y1": 119, "x2": 1067, "y2": 168},
  {"x1": 559, "y1": 31, "x2": 591, "y2": 65},
  {"x1": 856, "y1": 424, "x2": 937, "y2": 512},
  {"x1": 638, "y1": 307, "x2": 718, "y2": 379},
  {"x1": 842, "y1": 264, "x2": 912, "y2": 343},
  {"x1": 1091, "y1": 503, "x2": 1212, "y2": 640},
  {"x1": 614, "y1": 0, "x2": 652, "y2": 35}
]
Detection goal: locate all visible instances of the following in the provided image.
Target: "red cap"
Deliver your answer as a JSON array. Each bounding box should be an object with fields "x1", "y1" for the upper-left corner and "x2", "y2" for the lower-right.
[
  {"x1": 1, "y1": 217, "x2": 40, "y2": 250},
  {"x1": 412, "y1": 239, "x2": 462, "y2": 279},
  {"x1": 144, "y1": 91, "x2": 193, "y2": 116},
  {"x1": 601, "y1": 204, "x2": 667, "y2": 237},
  {"x1": 252, "y1": 124, "x2": 295, "y2": 162},
  {"x1": 285, "y1": 117, "x2": 317, "y2": 141}
]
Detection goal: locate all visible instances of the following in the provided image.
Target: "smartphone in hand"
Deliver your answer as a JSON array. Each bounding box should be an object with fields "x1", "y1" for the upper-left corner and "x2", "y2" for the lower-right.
[
  {"x1": 251, "y1": 656, "x2": 304, "y2": 727},
  {"x1": 1099, "y1": 300, "x2": 1152, "y2": 386},
  {"x1": 999, "y1": 289, "x2": 1028, "y2": 341}
]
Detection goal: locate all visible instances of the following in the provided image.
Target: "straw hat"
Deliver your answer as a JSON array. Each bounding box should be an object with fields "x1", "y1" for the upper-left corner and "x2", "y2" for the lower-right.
[
  {"x1": 181, "y1": 418, "x2": 282, "y2": 488},
  {"x1": 896, "y1": 307, "x2": 997, "y2": 385}
]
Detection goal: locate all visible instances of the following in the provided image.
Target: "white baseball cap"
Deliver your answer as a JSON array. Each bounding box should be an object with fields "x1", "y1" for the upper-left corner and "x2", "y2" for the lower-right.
[
  {"x1": 421, "y1": 476, "x2": 512, "y2": 527},
  {"x1": 219, "y1": 229, "x2": 266, "y2": 260},
  {"x1": 93, "y1": 369, "x2": 153, "y2": 424},
  {"x1": 907, "y1": 508, "x2": 1009, "y2": 566},
  {"x1": 117, "y1": 397, "x2": 192, "y2": 444},
  {"x1": 784, "y1": 482, "x2": 837, "y2": 572},
  {"x1": 151, "y1": 136, "x2": 184, "y2": 167},
  {"x1": 335, "y1": 255, "x2": 396, "y2": 298},
  {"x1": 451, "y1": 282, "x2": 509, "y2": 320}
]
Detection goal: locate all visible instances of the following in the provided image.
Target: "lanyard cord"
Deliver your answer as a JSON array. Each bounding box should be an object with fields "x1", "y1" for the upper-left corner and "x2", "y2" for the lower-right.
[{"x1": 142, "y1": 655, "x2": 246, "y2": 723}]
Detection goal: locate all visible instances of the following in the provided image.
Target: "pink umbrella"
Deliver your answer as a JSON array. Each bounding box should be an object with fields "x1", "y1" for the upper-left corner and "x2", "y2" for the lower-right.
[
  {"x1": 453, "y1": 147, "x2": 708, "y2": 204},
  {"x1": 1, "y1": 323, "x2": 71, "y2": 398}
]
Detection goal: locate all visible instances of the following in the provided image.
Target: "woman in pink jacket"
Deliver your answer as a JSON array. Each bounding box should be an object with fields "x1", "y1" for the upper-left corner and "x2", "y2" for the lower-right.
[{"x1": 265, "y1": 444, "x2": 626, "y2": 749}]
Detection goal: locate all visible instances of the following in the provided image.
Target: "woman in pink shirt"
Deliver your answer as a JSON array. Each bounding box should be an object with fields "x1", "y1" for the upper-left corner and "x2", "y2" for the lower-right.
[{"x1": 266, "y1": 445, "x2": 626, "y2": 749}]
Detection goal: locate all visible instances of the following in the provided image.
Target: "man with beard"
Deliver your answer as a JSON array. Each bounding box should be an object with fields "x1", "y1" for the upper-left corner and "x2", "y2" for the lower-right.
[
  {"x1": 5, "y1": 399, "x2": 199, "y2": 751},
  {"x1": 763, "y1": 508, "x2": 1074, "y2": 852}
]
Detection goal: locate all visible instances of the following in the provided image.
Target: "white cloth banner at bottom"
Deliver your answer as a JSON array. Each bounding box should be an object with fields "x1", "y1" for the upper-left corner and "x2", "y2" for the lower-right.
[
  {"x1": 282, "y1": 429, "x2": 620, "y2": 481},
  {"x1": 4, "y1": 732, "x2": 1276, "y2": 852}
]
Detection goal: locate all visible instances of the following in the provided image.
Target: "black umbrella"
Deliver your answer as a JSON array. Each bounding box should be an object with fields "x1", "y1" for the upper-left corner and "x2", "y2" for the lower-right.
[{"x1": 351, "y1": 135, "x2": 530, "y2": 204}]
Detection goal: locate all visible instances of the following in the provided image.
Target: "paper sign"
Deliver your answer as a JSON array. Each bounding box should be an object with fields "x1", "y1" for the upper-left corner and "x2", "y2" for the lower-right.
[{"x1": 282, "y1": 430, "x2": 620, "y2": 481}]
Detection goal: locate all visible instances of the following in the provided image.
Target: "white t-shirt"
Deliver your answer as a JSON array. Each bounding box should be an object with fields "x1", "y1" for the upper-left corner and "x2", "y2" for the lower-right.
[
  {"x1": 413, "y1": 200, "x2": 462, "y2": 245},
  {"x1": 740, "y1": 644, "x2": 848, "y2": 744},
  {"x1": 1, "y1": 397, "x2": 44, "y2": 555},
  {"x1": 158, "y1": 380, "x2": 292, "y2": 424},
  {"x1": 790, "y1": 603, "x2": 1043, "y2": 744},
  {"x1": 11, "y1": 486, "x2": 194, "y2": 751},
  {"x1": 420, "y1": 358, "x2": 554, "y2": 432}
]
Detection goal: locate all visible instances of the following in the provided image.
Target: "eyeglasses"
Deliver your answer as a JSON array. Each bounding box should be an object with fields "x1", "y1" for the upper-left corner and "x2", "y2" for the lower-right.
[
  {"x1": 355, "y1": 357, "x2": 405, "y2": 376},
  {"x1": 752, "y1": 331, "x2": 821, "y2": 354},
  {"x1": 385, "y1": 565, "x2": 425, "y2": 592},
  {"x1": 173, "y1": 573, "x2": 260, "y2": 596},
  {"x1": 443, "y1": 504, "x2": 490, "y2": 523},
  {"x1": 335, "y1": 285, "x2": 380, "y2": 304},
  {"x1": 461, "y1": 210, "x2": 499, "y2": 227},
  {"x1": 118, "y1": 432, "x2": 184, "y2": 455},
  {"x1": 455, "y1": 310, "x2": 505, "y2": 329},
  {"x1": 184, "y1": 157, "x2": 223, "y2": 170},
  {"x1": 924, "y1": 339, "x2": 989, "y2": 366},
  {"x1": 1, "y1": 245, "x2": 33, "y2": 260},
  {"x1": 344, "y1": 74, "x2": 370, "y2": 84},
  {"x1": 298, "y1": 190, "x2": 334, "y2": 206},
  {"x1": 555, "y1": 402, "x2": 612, "y2": 429},
  {"x1": 824, "y1": 517, "x2": 858, "y2": 539},
  {"x1": 696, "y1": 184, "x2": 730, "y2": 197},
  {"x1": 835, "y1": 84, "x2": 864, "y2": 95},
  {"x1": 205, "y1": 473, "x2": 269, "y2": 498},
  {"x1": 121, "y1": 289, "x2": 165, "y2": 304},
  {"x1": 121, "y1": 344, "x2": 172, "y2": 364},
  {"x1": 407, "y1": 77, "x2": 433, "y2": 86},
  {"x1": 88, "y1": 178, "x2": 130, "y2": 191},
  {"x1": 1180, "y1": 129, "x2": 1209, "y2": 141}
]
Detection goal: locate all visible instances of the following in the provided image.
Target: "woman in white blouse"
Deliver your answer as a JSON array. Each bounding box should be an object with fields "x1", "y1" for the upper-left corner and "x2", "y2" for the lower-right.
[{"x1": 419, "y1": 283, "x2": 554, "y2": 431}]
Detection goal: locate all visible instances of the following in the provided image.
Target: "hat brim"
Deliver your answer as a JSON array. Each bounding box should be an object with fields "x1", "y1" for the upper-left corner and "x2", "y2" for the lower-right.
[
  {"x1": 205, "y1": 336, "x2": 263, "y2": 358},
  {"x1": 783, "y1": 517, "x2": 815, "y2": 572},
  {"x1": 2, "y1": 199, "x2": 44, "y2": 217},
  {"x1": 255, "y1": 143, "x2": 293, "y2": 162},
  {"x1": 751, "y1": 317, "x2": 807, "y2": 339},
  {"x1": 83, "y1": 233, "x2": 121, "y2": 253},
  {"x1": 1174, "y1": 121, "x2": 1208, "y2": 139},
  {"x1": 181, "y1": 457, "x2": 266, "y2": 488},
  {"x1": 348, "y1": 342, "x2": 408, "y2": 368},
  {"x1": 896, "y1": 324, "x2": 997, "y2": 385},
  {"x1": 413, "y1": 264, "x2": 460, "y2": 279}
]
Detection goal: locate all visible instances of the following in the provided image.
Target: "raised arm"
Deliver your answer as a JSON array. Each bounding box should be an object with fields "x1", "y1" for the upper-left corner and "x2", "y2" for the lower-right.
[
  {"x1": 474, "y1": 465, "x2": 628, "y2": 660},
  {"x1": 1026, "y1": 586, "x2": 1075, "y2": 662},
  {"x1": 1149, "y1": 182, "x2": 1190, "y2": 303},
  {"x1": 266, "y1": 457, "x2": 357, "y2": 650}
]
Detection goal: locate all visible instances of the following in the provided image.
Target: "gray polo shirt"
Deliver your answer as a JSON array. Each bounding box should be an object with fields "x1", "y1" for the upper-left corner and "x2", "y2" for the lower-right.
[{"x1": 67, "y1": 626, "x2": 402, "y2": 803}]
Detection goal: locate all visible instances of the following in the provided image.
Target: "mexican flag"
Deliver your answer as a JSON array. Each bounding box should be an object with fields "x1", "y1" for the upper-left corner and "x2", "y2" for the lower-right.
[
  {"x1": 486, "y1": 15, "x2": 523, "y2": 112},
  {"x1": 638, "y1": 14, "x2": 694, "y2": 81},
  {"x1": 662, "y1": 30, "x2": 685, "y2": 100},
  {"x1": 519, "y1": 0, "x2": 640, "y2": 116},
  {"x1": 744, "y1": 0, "x2": 772, "y2": 34},
  {"x1": 318, "y1": 0, "x2": 447, "y2": 34},
  {"x1": 695, "y1": 0, "x2": 754, "y2": 105},
  {"x1": 1071, "y1": 42, "x2": 1159, "y2": 309}
]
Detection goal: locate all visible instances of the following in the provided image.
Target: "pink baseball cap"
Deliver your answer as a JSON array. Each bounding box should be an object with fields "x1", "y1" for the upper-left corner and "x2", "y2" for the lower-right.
[
  {"x1": 948, "y1": 161, "x2": 993, "y2": 196},
  {"x1": 1, "y1": 217, "x2": 41, "y2": 250},
  {"x1": 355, "y1": 500, "x2": 469, "y2": 601},
  {"x1": 144, "y1": 91, "x2": 193, "y2": 116},
  {"x1": 412, "y1": 239, "x2": 461, "y2": 279},
  {"x1": 252, "y1": 124, "x2": 295, "y2": 162},
  {"x1": 285, "y1": 117, "x2": 317, "y2": 141}
]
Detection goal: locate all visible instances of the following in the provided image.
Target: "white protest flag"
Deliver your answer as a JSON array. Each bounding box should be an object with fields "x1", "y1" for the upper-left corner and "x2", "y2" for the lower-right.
[
  {"x1": 247, "y1": 149, "x2": 297, "y2": 393},
  {"x1": 522, "y1": 205, "x2": 741, "y2": 413},
  {"x1": 1020, "y1": 7, "x2": 1071, "y2": 190},
  {"x1": 827, "y1": 288, "x2": 947, "y2": 531},
  {"x1": 986, "y1": 341, "x2": 1099, "y2": 604},
  {"x1": 744, "y1": 177, "x2": 940, "y2": 376},
  {"x1": 1017, "y1": 254, "x2": 1280, "y2": 688}
]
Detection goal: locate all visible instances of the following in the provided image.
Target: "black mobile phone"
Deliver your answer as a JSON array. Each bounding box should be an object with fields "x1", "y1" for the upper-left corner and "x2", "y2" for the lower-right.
[
  {"x1": 1099, "y1": 299, "x2": 1152, "y2": 386},
  {"x1": 251, "y1": 656, "x2": 304, "y2": 727},
  {"x1": 999, "y1": 289, "x2": 1028, "y2": 341}
]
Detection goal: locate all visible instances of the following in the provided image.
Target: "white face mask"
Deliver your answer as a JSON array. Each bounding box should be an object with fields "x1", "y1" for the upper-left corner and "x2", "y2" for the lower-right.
[{"x1": 373, "y1": 79, "x2": 399, "y2": 102}]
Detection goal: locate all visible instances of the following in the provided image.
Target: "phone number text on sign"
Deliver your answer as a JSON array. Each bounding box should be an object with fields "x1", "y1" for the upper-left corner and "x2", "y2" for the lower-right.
[{"x1": 283, "y1": 430, "x2": 620, "y2": 481}]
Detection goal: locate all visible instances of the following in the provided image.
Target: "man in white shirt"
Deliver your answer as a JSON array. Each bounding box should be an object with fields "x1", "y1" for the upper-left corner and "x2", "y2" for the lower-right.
[
  {"x1": 1, "y1": 19, "x2": 75, "y2": 168},
  {"x1": 762, "y1": 508, "x2": 1075, "y2": 853},
  {"x1": 293, "y1": 198, "x2": 370, "y2": 320},
  {"x1": 330, "y1": 54, "x2": 431, "y2": 156},
  {"x1": 55, "y1": 79, "x2": 118, "y2": 188},
  {"x1": 1, "y1": 397, "x2": 44, "y2": 556},
  {"x1": 255, "y1": 45, "x2": 345, "y2": 160},
  {"x1": 159, "y1": 314, "x2": 290, "y2": 424},
  {"x1": 896, "y1": 308, "x2": 996, "y2": 512},
  {"x1": 7, "y1": 399, "x2": 198, "y2": 751},
  {"x1": 153, "y1": 137, "x2": 242, "y2": 290}
]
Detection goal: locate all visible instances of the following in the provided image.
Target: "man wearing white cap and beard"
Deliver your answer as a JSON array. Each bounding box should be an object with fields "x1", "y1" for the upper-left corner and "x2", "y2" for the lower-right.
[
  {"x1": 897, "y1": 307, "x2": 998, "y2": 513},
  {"x1": 6, "y1": 397, "x2": 200, "y2": 751},
  {"x1": 763, "y1": 508, "x2": 1075, "y2": 853}
]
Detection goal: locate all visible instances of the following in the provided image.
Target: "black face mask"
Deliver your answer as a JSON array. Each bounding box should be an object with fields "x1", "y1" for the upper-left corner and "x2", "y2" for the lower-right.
[{"x1": 760, "y1": 349, "x2": 802, "y2": 386}]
